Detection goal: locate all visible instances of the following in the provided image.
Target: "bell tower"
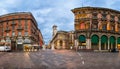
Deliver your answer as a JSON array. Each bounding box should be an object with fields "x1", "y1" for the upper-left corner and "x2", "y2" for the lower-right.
[{"x1": 52, "y1": 25, "x2": 57, "y2": 37}]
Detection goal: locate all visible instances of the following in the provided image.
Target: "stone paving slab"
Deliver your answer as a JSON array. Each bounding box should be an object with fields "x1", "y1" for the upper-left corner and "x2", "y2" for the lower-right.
[{"x1": 0, "y1": 50, "x2": 120, "y2": 69}]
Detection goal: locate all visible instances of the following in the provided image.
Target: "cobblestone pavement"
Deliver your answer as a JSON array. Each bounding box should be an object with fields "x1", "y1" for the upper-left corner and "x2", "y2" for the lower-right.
[{"x1": 0, "y1": 50, "x2": 120, "y2": 69}]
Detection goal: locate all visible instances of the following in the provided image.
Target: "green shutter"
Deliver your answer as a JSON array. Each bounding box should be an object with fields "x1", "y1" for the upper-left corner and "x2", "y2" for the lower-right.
[
  {"x1": 110, "y1": 36, "x2": 115, "y2": 44},
  {"x1": 91, "y1": 35, "x2": 99, "y2": 44},
  {"x1": 79, "y1": 35, "x2": 86, "y2": 42},
  {"x1": 117, "y1": 37, "x2": 120, "y2": 44},
  {"x1": 101, "y1": 35, "x2": 108, "y2": 43}
]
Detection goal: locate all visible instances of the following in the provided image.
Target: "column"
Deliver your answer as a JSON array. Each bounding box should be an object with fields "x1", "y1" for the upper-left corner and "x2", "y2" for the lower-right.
[
  {"x1": 86, "y1": 38, "x2": 91, "y2": 49},
  {"x1": 75, "y1": 39, "x2": 78, "y2": 51},
  {"x1": 51, "y1": 43, "x2": 55, "y2": 50},
  {"x1": 62, "y1": 40, "x2": 66, "y2": 49},
  {"x1": 57, "y1": 40, "x2": 60, "y2": 49},
  {"x1": 108, "y1": 38, "x2": 110, "y2": 50},
  {"x1": 99, "y1": 38, "x2": 101, "y2": 51},
  {"x1": 111, "y1": 43, "x2": 112, "y2": 49},
  {"x1": 116, "y1": 39, "x2": 118, "y2": 48}
]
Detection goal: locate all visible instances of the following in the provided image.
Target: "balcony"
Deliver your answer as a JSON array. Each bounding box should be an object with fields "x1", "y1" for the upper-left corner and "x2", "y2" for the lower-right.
[
  {"x1": 17, "y1": 26, "x2": 23, "y2": 30},
  {"x1": 11, "y1": 22, "x2": 17, "y2": 25},
  {"x1": 5, "y1": 28, "x2": 11, "y2": 32},
  {"x1": 75, "y1": 29, "x2": 120, "y2": 35}
]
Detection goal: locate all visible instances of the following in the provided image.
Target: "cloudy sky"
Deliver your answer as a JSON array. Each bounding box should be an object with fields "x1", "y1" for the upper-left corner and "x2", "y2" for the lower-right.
[{"x1": 0, "y1": 0, "x2": 120, "y2": 44}]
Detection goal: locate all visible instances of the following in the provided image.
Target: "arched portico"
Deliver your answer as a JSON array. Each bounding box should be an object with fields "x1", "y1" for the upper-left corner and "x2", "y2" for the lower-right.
[
  {"x1": 101, "y1": 35, "x2": 108, "y2": 50},
  {"x1": 91, "y1": 35, "x2": 99, "y2": 50},
  {"x1": 78, "y1": 35, "x2": 86, "y2": 49},
  {"x1": 109, "y1": 36, "x2": 116, "y2": 49}
]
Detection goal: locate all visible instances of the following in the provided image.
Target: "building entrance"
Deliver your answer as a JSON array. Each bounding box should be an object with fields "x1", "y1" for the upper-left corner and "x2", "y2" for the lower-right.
[{"x1": 11, "y1": 41, "x2": 16, "y2": 51}]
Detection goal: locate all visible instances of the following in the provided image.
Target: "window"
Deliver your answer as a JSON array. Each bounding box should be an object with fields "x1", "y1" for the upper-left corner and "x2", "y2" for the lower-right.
[
  {"x1": 6, "y1": 33, "x2": 9, "y2": 36},
  {"x1": 24, "y1": 32, "x2": 28, "y2": 36},
  {"x1": 111, "y1": 15, "x2": 114, "y2": 20},
  {"x1": 12, "y1": 32, "x2": 15, "y2": 36},
  {"x1": 25, "y1": 20, "x2": 28, "y2": 30},
  {"x1": 6, "y1": 22, "x2": 8, "y2": 25},
  {"x1": 25, "y1": 20, "x2": 28, "y2": 25},
  {"x1": 80, "y1": 22, "x2": 85, "y2": 30},
  {"x1": 18, "y1": 20, "x2": 21, "y2": 25},
  {"x1": 103, "y1": 24, "x2": 107, "y2": 30},
  {"x1": 12, "y1": 20, "x2": 15, "y2": 24},
  {"x1": 12, "y1": 26, "x2": 15, "y2": 30},
  {"x1": 18, "y1": 32, "x2": 21, "y2": 36},
  {"x1": 93, "y1": 24, "x2": 98, "y2": 29},
  {"x1": 93, "y1": 13, "x2": 97, "y2": 19},
  {"x1": 25, "y1": 26, "x2": 28, "y2": 30},
  {"x1": 102, "y1": 14, "x2": 106, "y2": 19}
]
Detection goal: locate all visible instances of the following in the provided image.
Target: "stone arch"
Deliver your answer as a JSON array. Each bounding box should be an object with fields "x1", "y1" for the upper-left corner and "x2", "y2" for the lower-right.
[
  {"x1": 91, "y1": 34, "x2": 99, "y2": 50},
  {"x1": 78, "y1": 35, "x2": 86, "y2": 49},
  {"x1": 109, "y1": 36, "x2": 116, "y2": 49},
  {"x1": 59, "y1": 40, "x2": 63, "y2": 47},
  {"x1": 79, "y1": 35, "x2": 86, "y2": 42},
  {"x1": 101, "y1": 35, "x2": 108, "y2": 50}
]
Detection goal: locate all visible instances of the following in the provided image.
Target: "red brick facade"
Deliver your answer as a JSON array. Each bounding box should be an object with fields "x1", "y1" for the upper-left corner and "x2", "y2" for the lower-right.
[{"x1": 0, "y1": 12, "x2": 44, "y2": 51}]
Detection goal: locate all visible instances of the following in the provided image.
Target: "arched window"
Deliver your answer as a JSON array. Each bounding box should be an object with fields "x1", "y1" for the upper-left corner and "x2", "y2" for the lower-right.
[
  {"x1": 107, "y1": 23, "x2": 111, "y2": 30},
  {"x1": 101, "y1": 35, "x2": 108, "y2": 44},
  {"x1": 91, "y1": 35, "x2": 99, "y2": 44},
  {"x1": 79, "y1": 35, "x2": 86, "y2": 42},
  {"x1": 80, "y1": 22, "x2": 85, "y2": 30}
]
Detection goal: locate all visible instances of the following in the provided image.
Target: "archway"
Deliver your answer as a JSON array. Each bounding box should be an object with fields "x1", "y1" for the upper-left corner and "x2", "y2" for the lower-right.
[
  {"x1": 91, "y1": 35, "x2": 99, "y2": 50},
  {"x1": 60, "y1": 40, "x2": 63, "y2": 49},
  {"x1": 101, "y1": 35, "x2": 108, "y2": 50},
  {"x1": 117, "y1": 37, "x2": 120, "y2": 50},
  {"x1": 78, "y1": 35, "x2": 86, "y2": 49},
  {"x1": 109, "y1": 36, "x2": 116, "y2": 49}
]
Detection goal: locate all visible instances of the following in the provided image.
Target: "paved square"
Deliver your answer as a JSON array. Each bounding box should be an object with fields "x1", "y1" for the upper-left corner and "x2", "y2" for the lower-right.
[{"x1": 0, "y1": 50, "x2": 120, "y2": 69}]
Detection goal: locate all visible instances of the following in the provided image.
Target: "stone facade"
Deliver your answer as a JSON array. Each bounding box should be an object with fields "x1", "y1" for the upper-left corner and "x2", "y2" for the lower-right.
[
  {"x1": 50, "y1": 25, "x2": 74, "y2": 49},
  {"x1": 72, "y1": 7, "x2": 120, "y2": 50},
  {"x1": 50, "y1": 7, "x2": 120, "y2": 51}
]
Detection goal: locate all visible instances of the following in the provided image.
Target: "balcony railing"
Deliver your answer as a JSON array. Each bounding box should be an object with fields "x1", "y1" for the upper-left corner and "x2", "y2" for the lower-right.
[
  {"x1": 75, "y1": 29, "x2": 120, "y2": 34},
  {"x1": 11, "y1": 22, "x2": 17, "y2": 25},
  {"x1": 5, "y1": 28, "x2": 11, "y2": 32},
  {"x1": 17, "y1": 26, "x2": 23, "y2": 30}
]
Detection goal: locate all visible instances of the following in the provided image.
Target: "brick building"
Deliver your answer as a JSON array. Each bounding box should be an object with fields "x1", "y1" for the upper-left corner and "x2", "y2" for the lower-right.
[{"x1": 0, "y1": 12, "x2": 44, "y2": 51}]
